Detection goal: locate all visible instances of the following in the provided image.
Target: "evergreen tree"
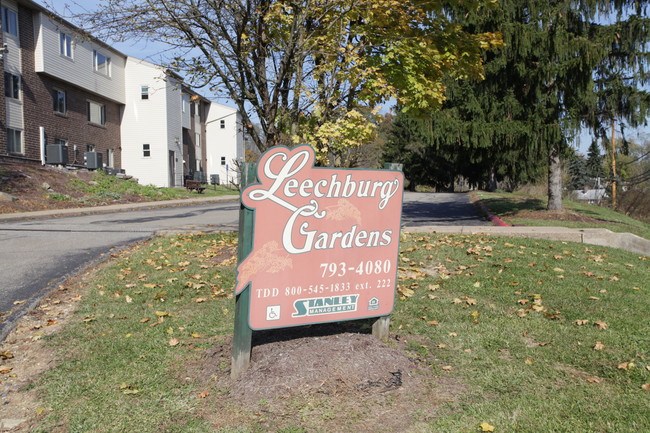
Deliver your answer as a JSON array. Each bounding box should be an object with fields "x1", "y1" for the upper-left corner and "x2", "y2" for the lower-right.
[
  {"x1": 568, "y1": 154, "x2": 589, "y2": 190},
  {"x1": 586, "y1": 140, "x2": 606, "y2": 179},
  {"x1": 389, "y1": 1, "x2": 648, "y2": 210}
]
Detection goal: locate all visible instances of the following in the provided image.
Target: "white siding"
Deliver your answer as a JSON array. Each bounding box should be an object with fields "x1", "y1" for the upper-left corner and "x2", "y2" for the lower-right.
[
  {"x1": 121, "y1": 58, "x2": 176, "y2": 187},
  {"x1": 181, "y1": 94, "x2": 191, "y2": 129},
  {"x1": 33, "y1": 12, "x2": 126, "y2": 104},
  {"x1": 205, "y1": 103, "x2": 242, "y2": 186},
  {"x1": 166, "y1": 77, "x2": 184, "y2": 187},
  {"x1": 3, "y1": 1, "x2": 23, "y2": 132}
]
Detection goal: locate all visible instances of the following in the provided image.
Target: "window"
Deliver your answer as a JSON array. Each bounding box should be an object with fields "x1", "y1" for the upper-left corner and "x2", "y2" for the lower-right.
[
  {"x1": 59, "y1": 33, "x2": 73, "y2": 58},
  {"x1": 194, "y1": 103, "x2": 201, "y2": 121},
  {"x1": 143, "y1": 144, "x2": 151, "y2": 157},
  {"x1": 54, "y1": 138, "x2": 68, "y2": 145},
  {"x1": 53, "y1": 89, "x2": 66, "y2": 114},
  {"x1": 1, "y1": 7, "x2": 18, "y2": 37},
  {"x1": 221, "y1": 156, "x2": 226, "y2": 166},
  {"x1": 220, "y1": 119, "x2": 226, "y2": 129},
  {"x1": 87, "y1": 101, "x2": 106, "y2": 125},
  {"x1": 4, "y1": 72, "x2": 20, "y2": 99},
  {"x1": 86, "y1": 144, "x2": 95, "y2": 152},
  {"x1": 141, "y1": 85, "x2": 149, "y2": 100},
  {"x1": 6, "y1": 128, "x2": 22, "y2": 154},
  {"x1": 195, "y1": 133, "x2": 201, "y2": 149},
  {"x1": 93, "y1": 50, "x2": 111, "y2": 76}
]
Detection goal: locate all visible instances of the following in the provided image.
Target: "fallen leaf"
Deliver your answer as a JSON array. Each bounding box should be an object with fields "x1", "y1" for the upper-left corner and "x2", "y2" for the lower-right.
[
  {"x1": 466, "y1": 298, "x2": 477, "y2": 305},
  {"x1": 125, "y1": 295, "x2": 133, "y2": 303},
  {"x1": 642, "y1": 384, "x2": 650, "y2": 391},
  {"x1": 0, "y1": 351, "x2": 14, "y2": 360},
  {"x1": 13, "y1": 300, "x2": 26, "y2": 305},
  {"x1": 427, "y1": 321, "x2": 440, "y2": 326},
  {"x1": 594, "y1": 322, "x2": 608, "y2": 330},
  {"x1": 594, "y1": 342, "x2": 605, "y2": 351},
  {"x1": 155, "y1": 311, "x2": 170, "y2": 317},
  {"x1": 587, "y1": 377, "x2": 602, "y2": 383},
  {"x1": 192, "y1": 333, "x2": 201, "y2": 338},
  {"x1": 140, "y1": 318, "x2": 150, "y2": 323},
  {"x1": 617, "y1": 362, "x2": 633, "y2": 370},
  {"x1": 195, "y1": 297, "x2": 207, "y2": 303},
  {"x1": 0, "y1": 366, "x2": 13, "y2": 374},
  {"x1": 168, "y1": 337, "x2": 179, "y2": 347},
  {"x1": 198, "y1": 391, "x2": 210, "y2": 398},
  {"x1": 441, "y1": 365, "x2": 453, "y2": 371},
  {"x1": 480, "y1": 422, "x2": 495, "y2": 432},
  {"x1": 574, "y1": 320, "x2": 589, "y2": 326},
  {"x1": 524, "y1": 358, "x2": 534, "y2": 365}
]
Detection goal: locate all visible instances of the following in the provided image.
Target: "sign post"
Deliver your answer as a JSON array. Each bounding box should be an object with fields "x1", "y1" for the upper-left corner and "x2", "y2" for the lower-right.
[
  {"x1": 231, "y1": 162, "x2": 256, "y2": 379},
  {"x1": 231, "y1": 145, "x2": 404, "y2": 376}
]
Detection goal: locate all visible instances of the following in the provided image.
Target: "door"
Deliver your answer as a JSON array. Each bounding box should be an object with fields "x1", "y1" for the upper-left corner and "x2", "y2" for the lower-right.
[{"x1": 169, "y1": 151, "x2": 176, "y2": 187}]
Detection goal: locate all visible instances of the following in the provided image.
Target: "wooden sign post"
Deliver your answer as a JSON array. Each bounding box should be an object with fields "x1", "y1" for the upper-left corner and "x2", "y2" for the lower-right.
[{"x1": 231, "y1": 146, "x2": 404, "y2": 378}]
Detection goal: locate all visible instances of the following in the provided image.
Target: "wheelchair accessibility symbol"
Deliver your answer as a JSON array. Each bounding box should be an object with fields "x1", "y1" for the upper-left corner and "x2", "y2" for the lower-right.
[{"x1": 266, "y1": 305, "x2": 281, "y2": 321}]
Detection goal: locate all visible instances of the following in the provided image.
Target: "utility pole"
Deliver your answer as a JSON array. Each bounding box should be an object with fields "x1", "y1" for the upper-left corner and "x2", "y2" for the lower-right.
[{"x1": 610, "y1": 117, "x2": 618, "y2": 209}]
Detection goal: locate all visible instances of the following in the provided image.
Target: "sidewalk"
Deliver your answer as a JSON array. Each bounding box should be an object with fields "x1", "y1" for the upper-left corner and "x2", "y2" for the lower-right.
[
  {"x1": 0, "y1": 194, "x2": 239, "y2": 222},
  {"x1": 402, "y1": 225, "x2": 650, "y2": 257}
]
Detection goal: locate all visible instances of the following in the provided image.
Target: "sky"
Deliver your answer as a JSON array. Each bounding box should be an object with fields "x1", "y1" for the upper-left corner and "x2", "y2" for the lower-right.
[
  {"x1": 38, "y1": 0, "x2": 172, "y2": 62},
  {"x1": 37, "y1": 0, "x2": 649, "y2": 155}
]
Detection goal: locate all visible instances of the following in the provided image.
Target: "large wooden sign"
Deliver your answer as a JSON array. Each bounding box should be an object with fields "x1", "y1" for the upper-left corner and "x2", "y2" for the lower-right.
[{"x1": 235, "y1": 145, "x2": 404, "y2": 330}]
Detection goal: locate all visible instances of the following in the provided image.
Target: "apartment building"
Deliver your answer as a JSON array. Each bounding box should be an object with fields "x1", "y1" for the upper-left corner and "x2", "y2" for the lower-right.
[{"x1": 1, "y1": 0, "x2": 242, "y2": 187}]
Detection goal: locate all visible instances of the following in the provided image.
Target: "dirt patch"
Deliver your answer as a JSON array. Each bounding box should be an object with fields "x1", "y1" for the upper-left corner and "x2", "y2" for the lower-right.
[
  {"x1": 513, "y1": 209, "x2": 604, "y2": 223},
  {"x1": 188, "y1": 327, "x2": 464, "y2": 433},
  {"x1": 0, "y1": 163, "x2": 146, "y2": 214},
  {"x1": 0, "y1": 271, "x2": 96, "y2": 432}
]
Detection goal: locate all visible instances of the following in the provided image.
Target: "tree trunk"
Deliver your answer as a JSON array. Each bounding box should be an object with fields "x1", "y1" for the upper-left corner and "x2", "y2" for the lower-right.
[
  {"x1": 488, "y1": 166, "x2": 498, "y2": 192},
  {"x1": 547, "y1": 143, "x2": 563, "y2": 211},
  {"x1": 610, "y1": 117, "x2": 618, "y2": 209}
]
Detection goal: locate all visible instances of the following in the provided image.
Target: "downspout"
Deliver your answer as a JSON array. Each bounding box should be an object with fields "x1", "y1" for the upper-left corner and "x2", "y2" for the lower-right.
[{"x1": 40, "y1": 127, "x2": 46, "y2": 165}]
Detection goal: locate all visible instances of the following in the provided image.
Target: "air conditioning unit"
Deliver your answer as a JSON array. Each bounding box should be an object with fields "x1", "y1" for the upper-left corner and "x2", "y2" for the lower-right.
[
  {"x1": 46, "y1": 144, "x2": 68, "y2": 165},
  {"x1": 84, "y1": 152, "x2": 103, "y2": 170}
]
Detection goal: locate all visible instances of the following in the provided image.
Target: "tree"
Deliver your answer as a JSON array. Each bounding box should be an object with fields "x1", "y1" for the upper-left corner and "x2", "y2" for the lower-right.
[
  {"x1": 586, "y1": 140, "x2": 606, "y2": 180},
  {"x1": 586, "y1": 9, "x2": 650, "y2": 208},
  {"x1": 567, "y1": 153, "x2": 589, "y2": 190},
  {"x1": 64, "y1": 0, "x2": 501, "y2": 165},
  {"x1": 386, "y1": 1, "x2": 649, "y2": 209}
]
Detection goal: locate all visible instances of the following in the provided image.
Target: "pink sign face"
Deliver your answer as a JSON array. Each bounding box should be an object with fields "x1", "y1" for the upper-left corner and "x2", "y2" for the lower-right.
[{"x1": 235, "y1": 145, "x2": 404, "y2": 330}]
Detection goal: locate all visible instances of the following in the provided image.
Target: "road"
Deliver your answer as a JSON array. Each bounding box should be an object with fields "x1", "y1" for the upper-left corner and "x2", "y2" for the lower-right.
[{"x1": 0, "y1": 192, "x2": 485, "y2": 340}]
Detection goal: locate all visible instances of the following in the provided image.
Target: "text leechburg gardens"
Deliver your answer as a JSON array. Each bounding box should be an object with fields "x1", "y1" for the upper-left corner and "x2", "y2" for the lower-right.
[{"x1": 235, "y1": 145, "x2": 404, "y2": 330}]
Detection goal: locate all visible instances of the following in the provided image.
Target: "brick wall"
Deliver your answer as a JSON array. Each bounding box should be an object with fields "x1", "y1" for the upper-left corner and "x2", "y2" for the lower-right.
[{"x1": 0, "y1": 4, "x2": 122, "y2": 168}]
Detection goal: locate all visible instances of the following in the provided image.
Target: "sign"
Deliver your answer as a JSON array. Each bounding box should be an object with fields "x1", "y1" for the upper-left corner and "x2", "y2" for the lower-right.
[{"x1": 234, "y1": 145, "x2": 404, "y2": 330}]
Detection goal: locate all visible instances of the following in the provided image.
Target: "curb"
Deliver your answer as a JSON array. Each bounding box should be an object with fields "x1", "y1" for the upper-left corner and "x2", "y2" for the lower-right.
[
  {"x1": 468, "y1": 191, "x2": 510, "y2": 226},
  {"x1": 0, "y1": 194, "x2": 239, "y2": 222}
]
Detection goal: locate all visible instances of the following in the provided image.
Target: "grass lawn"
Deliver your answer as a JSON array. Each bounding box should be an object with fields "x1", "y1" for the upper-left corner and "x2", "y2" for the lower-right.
[
  {"x1": 5, "y1": 232, "x2": 648, "y2": 432},
  {"x1": 474, "y1": 191, "x2": 650, "y2": 240},
  {"x1": 67, "y1": 171, "x2": 237, "y2": 202}
]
